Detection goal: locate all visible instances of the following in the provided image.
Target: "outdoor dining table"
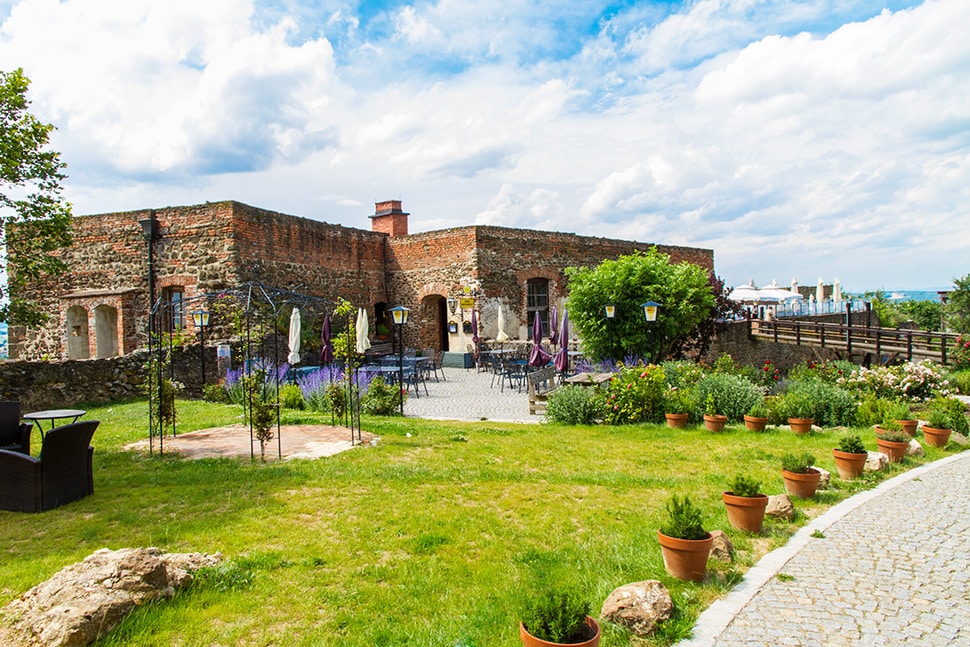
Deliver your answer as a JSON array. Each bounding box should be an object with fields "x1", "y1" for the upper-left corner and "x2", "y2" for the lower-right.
[
  {"x1": 22, "y1": 409, "x2": 87, "y2": 439},
  {"x1": 563, "y1": 372, "x2": 613, "y2": 387}
]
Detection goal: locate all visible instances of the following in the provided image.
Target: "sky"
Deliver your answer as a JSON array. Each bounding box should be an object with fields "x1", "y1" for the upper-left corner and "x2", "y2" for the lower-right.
[{"x1": 1, "y1": 0, "x2": 967, "y2": 293}]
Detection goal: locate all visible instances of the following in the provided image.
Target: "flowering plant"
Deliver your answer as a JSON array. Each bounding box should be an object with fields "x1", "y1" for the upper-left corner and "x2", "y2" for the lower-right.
[
  {"x1": 663, "y1": 386, "x2": 696, "y2": 415},
  {"x1": 759, "y1": 360, "x2": 781, "y2": 387},
  {"x1": 952, "y1": 335, "x2": 970, "y2": 371},
  {"x1": 598, "y1": 365, "x2": 666, "y2": 425},
  {"x1": 838, "y1": 361, "x2": 950, "y2": 402}
]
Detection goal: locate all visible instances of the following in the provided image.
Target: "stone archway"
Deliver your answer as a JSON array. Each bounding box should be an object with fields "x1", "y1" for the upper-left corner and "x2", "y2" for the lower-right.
[
  {"x1": 94, "y1": 304, "x2": 119, "y2": 358},
  {"x1": 419, "y1": 294, "x2": 448, "y2": 352},
  {"x1": 66, "y1": 306, "x2": 90, "y2": 359}
]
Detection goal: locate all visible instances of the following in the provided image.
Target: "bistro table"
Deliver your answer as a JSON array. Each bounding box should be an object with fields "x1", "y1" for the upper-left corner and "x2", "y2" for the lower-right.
[
  {"x1": 563, "y1": 372, "x2": 613, "y2": 387},
  {"x1": 22, "y1": 409, "x2": 87, "y2": 439}
]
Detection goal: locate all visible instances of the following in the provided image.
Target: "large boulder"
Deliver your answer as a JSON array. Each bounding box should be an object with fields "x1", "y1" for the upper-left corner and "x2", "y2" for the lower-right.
[
  {"x1": 766, "y1": 494, "x2": 794, "y2": 521},
  {"x1": 600, "y1": 580, "x2": 673, "y2": 637},
  {"x1": 0, "y1": 547, "x2": 221, "y2": 647}
]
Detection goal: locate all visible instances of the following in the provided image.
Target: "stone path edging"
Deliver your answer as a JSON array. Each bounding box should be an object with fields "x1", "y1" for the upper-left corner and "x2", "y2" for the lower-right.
[{"x1": 681, "y1": 451, "x2": 970, "y2": 645}]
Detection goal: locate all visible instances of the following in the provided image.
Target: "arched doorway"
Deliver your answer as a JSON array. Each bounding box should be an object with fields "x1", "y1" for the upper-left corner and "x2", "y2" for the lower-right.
[
  {"x1": 94, "y1": 305, "x2": 119, "y2": 358},
  {"x1": 419, "y1": 295, "x2": 449, "y2": 352},
  {"x1": 66, "y1": 306, "x2": 90, "y2": 359}
]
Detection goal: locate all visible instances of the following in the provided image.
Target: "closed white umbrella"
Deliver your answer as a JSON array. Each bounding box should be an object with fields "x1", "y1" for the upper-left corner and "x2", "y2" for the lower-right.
[
  {"x1": 495, "y1": 303, "x2": 509, "y2": 342},
  {"x1": 833, "y1": 277, "x2": 842, "y2": 303},
  {"x1": 816, "y1": 277, "x2": 825, "y2": 303},
  {"x1": 790, "y1": 276, "x2": 799, "y2": 297},
  {"x1": 355, "y1": 308, "x2": 371, "y2": 354},
  {"x1": 287, "y1": 308, "x2": 302, "y2": 365}
]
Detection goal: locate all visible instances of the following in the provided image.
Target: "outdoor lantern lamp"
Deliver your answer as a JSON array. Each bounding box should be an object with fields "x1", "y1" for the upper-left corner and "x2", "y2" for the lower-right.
[
  {"x1": 447, "y1": 297, "x2": 458, "y2": 315},
  {"x1": 192, "y1": 310, "x2": 210, "y2": 386},
  {"x1": 641, "y1": 301, "x2": 661, "y2": 363},
  {"x1": 604, "y1": 304, "x2": 616, "y2": 361},
  {"x1": 389, "y1": 306, "x2": 410, "y2": 415}
]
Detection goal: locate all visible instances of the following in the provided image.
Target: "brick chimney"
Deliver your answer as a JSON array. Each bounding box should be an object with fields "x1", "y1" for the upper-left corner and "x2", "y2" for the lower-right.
[{"x1": 370, "y1": 200, "x2": 409, "y2": 237}]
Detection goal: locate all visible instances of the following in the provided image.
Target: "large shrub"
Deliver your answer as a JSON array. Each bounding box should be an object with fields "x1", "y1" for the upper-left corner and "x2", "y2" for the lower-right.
[
  {"x1": 693, "y1": 372, "x2": 763, "y2": 422},
  {"x1": 838, "y1": 361, "x2": 951, "y2": 402},
  {"x1": 661, "y1": 360, "x2": 705, "y2": 389},
  {"x1": 546, "y1": 385, "x2": 602, "y2": 425},
  {"x1": 361, "y1": 376, "x2": 404, "y2": 416},
  {"x1": 598, "y1": 364, "x2": 666, "y2": 425},
  {"x1": 782, "y1": 379, "x2": 856, "y2": 427}
]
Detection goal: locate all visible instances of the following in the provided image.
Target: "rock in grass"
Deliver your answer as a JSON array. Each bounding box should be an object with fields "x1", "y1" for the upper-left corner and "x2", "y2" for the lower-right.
[
  {"x1": 600, "y1": 580, "x2": 673, "y2": 637},
  {"x1": 709, "y1": 530, "x2": 734, "y2": 562},
  {"x1": 0, "y1": 547, "x2": 221, "y2": 647},
  {"x1": 766, "y1": 494, "x2": 794, "y2": 521},
  {"x1": 865, "y1": 451, "x2": 889, "y2": 472}
]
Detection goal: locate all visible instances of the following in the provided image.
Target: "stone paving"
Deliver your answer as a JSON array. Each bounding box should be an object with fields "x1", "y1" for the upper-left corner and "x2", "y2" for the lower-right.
[
  {"x1": 683, "y1": 451, "x2": 970, "y2": 646},
  {"x1": 403, "y1": 363, "x2": 541, "y2": 424}
]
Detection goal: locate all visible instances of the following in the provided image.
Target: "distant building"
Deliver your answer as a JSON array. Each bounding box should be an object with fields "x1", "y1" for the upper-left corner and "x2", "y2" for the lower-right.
[{"x1": 8, "y1": 200, "x2": 714, "y2": 361}]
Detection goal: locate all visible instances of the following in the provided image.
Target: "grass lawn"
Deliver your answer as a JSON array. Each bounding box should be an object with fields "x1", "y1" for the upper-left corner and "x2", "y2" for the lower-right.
[{"x1": 1, "y1": 399, "x2": 958, "y2": 646}]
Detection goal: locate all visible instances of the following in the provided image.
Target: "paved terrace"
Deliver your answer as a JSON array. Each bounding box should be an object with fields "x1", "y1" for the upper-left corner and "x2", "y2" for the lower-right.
[{"x1": 403, "y1": 364, "x2": 541, "y2": 424}]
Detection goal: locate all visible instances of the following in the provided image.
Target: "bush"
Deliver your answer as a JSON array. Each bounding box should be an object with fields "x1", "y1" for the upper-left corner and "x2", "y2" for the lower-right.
[
  {"x1": 729, "y1": 474, "x2": 762, "y2": 498},
  {"x1": 661, "y1": 360, "x2": 705, "y2": 389},
  {"x1": 546, "y1": 385, "x2": 601, "y2": 425},
  {"x1": 693, "y1": 372, "x2": 763, "y2": 422},
  {"x1": 946, "y1": 369, "x2": 970, "y2": 395},
  {"x1": 202, "y1": 383, "x2": 230, "y2": 403},
  {"x1": 928, "y1": 396, "x2": 970, "y2": 434},
  {"x1": 855, "y1": 395, "x2": 895, "y2": 428},
  {"x1": 662, "y1": 386, "x2": 696, "y2": 416},
  {"x1": 519, "y1": 587, "x2": 593, "y2": 644},
  {"x1": 951, "y1": 335, "x2": 970, "y2": 371},
  {"x1": 279, "y1": 383, "x2": 305, "y2": 410},
  {"x1": 781, "y1": 380, "x2": 856, "y2": 427},
  {"x1": 599, "y1": 364, "x2": 666, "y2": 425},
  {"x1": 659, "y1": 495, "x2": 707, "y2": 540},
  {"x1": 838, "y1": 361, "x2": 951, "y2": 402},
  {"x1": 361, "y1": 376, "x2": 403, "y2": 416},
  {"x1": 781, "y1": 452, "x2": 816, "y2": 474}
]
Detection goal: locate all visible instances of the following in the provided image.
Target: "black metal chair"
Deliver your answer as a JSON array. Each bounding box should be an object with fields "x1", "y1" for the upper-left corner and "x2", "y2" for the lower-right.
[
  {"x1": 0, "y1": 420, "x2": 99, "y2": 512},
  {"x1": 0, "y1": 401, "x2": 32, "y2": 455}
]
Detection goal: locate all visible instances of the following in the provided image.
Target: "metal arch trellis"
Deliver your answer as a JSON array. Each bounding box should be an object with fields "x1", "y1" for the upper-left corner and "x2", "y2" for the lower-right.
[{"x1": 146, "y1": 274, "x2": 365, "y2": 458}]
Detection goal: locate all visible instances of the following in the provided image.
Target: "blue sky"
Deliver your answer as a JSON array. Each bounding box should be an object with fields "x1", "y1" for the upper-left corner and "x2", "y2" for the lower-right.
[{"x1": 1, "y1": 0, "x2": 967, "y2": 292}]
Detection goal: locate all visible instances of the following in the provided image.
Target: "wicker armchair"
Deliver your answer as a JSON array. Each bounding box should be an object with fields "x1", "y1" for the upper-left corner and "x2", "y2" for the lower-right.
[
  {"x1": 0, "y1": 420, "x2": 99, "y2": 512},
  {"x1": 0, "y1": 401, "x2": 32, "y2": 454}
]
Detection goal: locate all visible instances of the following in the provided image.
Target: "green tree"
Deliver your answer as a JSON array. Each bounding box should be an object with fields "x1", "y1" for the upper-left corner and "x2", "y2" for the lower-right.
[
  {"x1": 946, "y1": 274, "x2": 970, "y2": 333},
  {"x1": 564, "y1": 248, "x2": 714, "y2": 362},
  {"x1": 1, "y1": 68, "x2": 73, "y2": 325}
]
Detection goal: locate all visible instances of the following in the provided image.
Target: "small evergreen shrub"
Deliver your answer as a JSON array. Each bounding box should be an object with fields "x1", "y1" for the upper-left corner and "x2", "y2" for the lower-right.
[
  {"x1": 747, "y1": 400, "x2": 769, "y2": 418},
  {"x1": 729, "y1": 474, "x2": 762, "y2": 498},
  {"x1": 202, "y1": 383, "x2": 230, "y2": 403},
  {"x1": 836, "y1": 435, "x2": 866, "y2": 454},
  {"x1": 546, "y1": 385, "x2": 601, "y2": 425},
  {"x1": 659, "y1": 495, "x2": 707, "y2": 540},
  {"x1": 875, "y1": 428, "x2": 909, "y2": 443},
  {"x1": 781, "y1": 452, "x2": 816, "y2": 474},
  {"x1": 279, "y1": 383, "x2": 305, "y2": 410},
  {"x1": 928, "y1": 396, "x2": 970, "y2": 434},
  {"x1": 361, "y1": 376, "x2": 404, "y2": 416},
  {"x1": 519, "y1": 587, "x2": 594, "y2": 644}
]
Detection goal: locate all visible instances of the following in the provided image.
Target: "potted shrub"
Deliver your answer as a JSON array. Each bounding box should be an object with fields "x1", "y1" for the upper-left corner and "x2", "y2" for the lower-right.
[
  {"x1": 657, "y1": 495, "x2": 713, "y2": 582},
  {"x1": 832, "y1": 434, "x2": 868, "y2": 480},
  {"x1": 743, "y1": 400, "x2": 769, "y2": 432},
  {"x1": 922, "y1": 409, "x2": 952, "y2": 448},
  {"x1": 663, "y1": 386, "x2": 694, "y2": 429},
  {"x1": 783, "y1": 391, "x2": 815, "y2": 434},
  {"x1": 519, "y1": 587, "x2": 600, "y2": 647},
  {"x1": 702, "y1": 394, "x2": 728, "y2": 432},
  {"x1": 874, "y1": 423, "x2": 909, "y2": 463},
  {"x1": 722, "y1": 474, "x2": 768, "y2": 533},
  {"x1": 888, "y1": 402, "x2": 918, "y2": 436},
  {"x1": 780, "y1": 452, "x2": 820, "y2": 498}
]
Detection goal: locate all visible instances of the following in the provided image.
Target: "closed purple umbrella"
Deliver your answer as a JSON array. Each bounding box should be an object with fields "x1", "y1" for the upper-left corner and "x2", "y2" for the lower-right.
[
  {"x1": 553, "y1": 309, "x2": 569, "y2": 372},
  {"x1": 529, "y1": 313, "x2": 551, "y2": 367},
  {"x1": 319, "y1": 312, "x2": 334, "y2": 364},
  {"x1": 471, "y1": 309, "x2": 479, "y2": 344}
]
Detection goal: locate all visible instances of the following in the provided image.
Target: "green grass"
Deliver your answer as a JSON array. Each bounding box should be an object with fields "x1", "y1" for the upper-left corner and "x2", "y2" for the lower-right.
[{"x1": 2, "y1": 400, "x2": 960, "y2": 646}]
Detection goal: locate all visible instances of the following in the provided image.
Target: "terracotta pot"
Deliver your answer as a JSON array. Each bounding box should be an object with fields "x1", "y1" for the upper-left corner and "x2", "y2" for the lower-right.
[
  {"x1": 665, "y1": 413, "x2": 689, "y2": 429},
  {"x1": 781, "y1": 468, "x2": 821, "y2": 498},
  {"x1": 787, "y1": 417, "x2": 814, "y2": 434},
  {"x1": 832, "y1": 449, "x2": 867, "y2": 480},
  {"x1": 520, "y1": 616, "x2": 601, "y2": 647},
  {"x1": 703, "y1": 414, "x2": 727, "y2": 432},
  {"x1": 897, "y1": 419, "x2": 918, "y2": 437},
  {"x1": 743, "y1": 415, "x2": 768, "y2": 432},
  {"x1": 875, "y1": 437, "x2": 908, "y2": 463},
  {"x1": 922, "y1": 425, "x2": 952, "y2": 448},
  {"x1": 722, "y1": 492, "x2": 768, "y2": 533},
  {"x1": 657, "y1": 530, "x2": 713, "y2": 582}
]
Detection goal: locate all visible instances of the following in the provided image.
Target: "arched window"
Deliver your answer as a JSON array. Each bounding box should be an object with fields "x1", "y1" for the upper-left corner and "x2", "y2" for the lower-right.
[
  {"x1": 66, "y1": 306, "x2": 90, "y2": 359},
  {"x1": 94, "y1": 305, "x2": 119, "y2": 358},
  {"x1": 162, "y1": 286, "x2": 185, "y2": 332},
  {"x1": 526, "y1": 278, "x2": 549, "y2": 335}
]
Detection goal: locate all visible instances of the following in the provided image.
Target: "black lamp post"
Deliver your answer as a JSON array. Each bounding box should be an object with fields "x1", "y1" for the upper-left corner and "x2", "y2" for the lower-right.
[
  {"x1": 389, "y1": 305, "x2": 410, "y2": 415},
  {"x1": 641, "y1": 301, "x2": 661, "y2": 364},
  {"x1": 192, "y1": 310, "x2": 210, "y2": 386},
  {"x1": 604, "y1": 304, "x2": 616, "y2": 361}
]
